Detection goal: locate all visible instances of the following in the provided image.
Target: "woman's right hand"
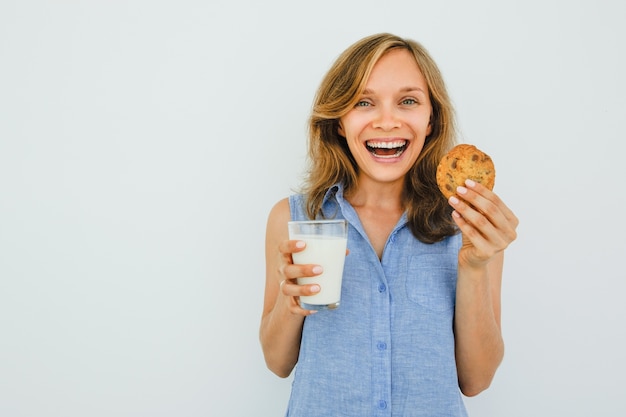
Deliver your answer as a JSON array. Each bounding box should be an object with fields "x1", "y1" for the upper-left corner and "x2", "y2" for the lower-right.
[{"x1": 277, "y1": 238, "x2": 323, "y2": 316}]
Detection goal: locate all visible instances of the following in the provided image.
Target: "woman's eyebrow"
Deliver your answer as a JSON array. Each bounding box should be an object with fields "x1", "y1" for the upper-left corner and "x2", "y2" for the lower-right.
[{"x1": 361, "y1": 86, "x2": 427, "y2": 95}]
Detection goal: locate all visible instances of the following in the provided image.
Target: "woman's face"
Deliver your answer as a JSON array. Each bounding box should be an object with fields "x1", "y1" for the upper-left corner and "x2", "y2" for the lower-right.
[{"x1": 338, "y1": 48, "x2": 432, "y2": 186}]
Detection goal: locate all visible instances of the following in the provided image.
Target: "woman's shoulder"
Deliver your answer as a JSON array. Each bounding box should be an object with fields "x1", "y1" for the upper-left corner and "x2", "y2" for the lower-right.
[
  {"x1": 268, "y1": 197, "x2": 290, "y2": 221},
  {"x1": 266, "y1": 198, "x2": 290, "y2": 242},
  {"x1": 267, "y1": 194, "x2": 306, "y2": 222}
]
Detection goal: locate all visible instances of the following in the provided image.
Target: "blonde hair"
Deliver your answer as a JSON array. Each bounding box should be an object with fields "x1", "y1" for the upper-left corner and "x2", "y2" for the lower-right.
[{"x1": 303, "y1": 33, "x2": 458, "y2": 243}]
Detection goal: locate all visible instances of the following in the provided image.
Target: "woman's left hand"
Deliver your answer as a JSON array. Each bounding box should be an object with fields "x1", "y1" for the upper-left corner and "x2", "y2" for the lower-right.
[{"x1": 448, "y1": 179, "x2": 518, "y2": 268}]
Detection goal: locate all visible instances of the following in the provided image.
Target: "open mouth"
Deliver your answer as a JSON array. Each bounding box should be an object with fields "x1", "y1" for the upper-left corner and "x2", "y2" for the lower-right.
[{"x1": 365, "y1": 140, "x2": 408, "y2": 159}]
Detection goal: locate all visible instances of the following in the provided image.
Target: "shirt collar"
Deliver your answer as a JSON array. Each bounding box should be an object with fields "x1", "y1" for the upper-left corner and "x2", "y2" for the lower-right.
[{"x1": 322, "y1": 182, "x2": 408, "y2": 229}]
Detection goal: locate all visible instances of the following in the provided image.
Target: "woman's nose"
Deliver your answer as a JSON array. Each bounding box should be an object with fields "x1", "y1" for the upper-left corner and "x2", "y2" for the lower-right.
[{"x1": 372, "y1": 105, "x2": 401, "y2": 131}]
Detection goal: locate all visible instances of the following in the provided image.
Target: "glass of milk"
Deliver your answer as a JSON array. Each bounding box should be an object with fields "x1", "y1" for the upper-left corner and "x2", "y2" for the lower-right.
[{"x1": 288, "y1": 219, "x2": 348, "y2": 310}]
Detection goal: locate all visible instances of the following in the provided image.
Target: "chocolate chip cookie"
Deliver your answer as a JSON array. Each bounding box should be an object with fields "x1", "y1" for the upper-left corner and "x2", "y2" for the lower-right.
[{"x1": 436, "y1": 144, "x2": 495, "y2": 200}]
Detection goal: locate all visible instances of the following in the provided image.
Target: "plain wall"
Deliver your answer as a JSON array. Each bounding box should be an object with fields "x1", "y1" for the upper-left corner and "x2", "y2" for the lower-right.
[{"x1": 1, "y1": 0, "x2": 624, "y2": 416}]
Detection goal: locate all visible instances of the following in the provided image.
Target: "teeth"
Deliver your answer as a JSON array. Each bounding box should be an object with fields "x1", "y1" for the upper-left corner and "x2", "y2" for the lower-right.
[
  {"x1": 365, "y1": 140, "x2": 408, "y2": 159},
  {"x1": 366, "y1": 140, "x2": 407, "y2": 149}
]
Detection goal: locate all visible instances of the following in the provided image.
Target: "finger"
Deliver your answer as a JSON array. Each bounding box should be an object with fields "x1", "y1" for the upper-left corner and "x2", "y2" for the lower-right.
[
  {"x1": 450, "y1": 196, "x2": 514, "y2": 257},
  {"x1": 280, "y1": 278, "x2": 321, "y2": 298},
  {"x1": 278, "y1": 239, "x2": 307, "y2": 259},
  {"x1": 451, "y1": 209, "x2": 492, "y2": 258},
  {"x1": 281, "y1": 263, "x2": 324, "y2": 281},
  {"x1": 453, "y1": 184, "x2": 516, "y2": 243},
  {"x1": 463, "y1": 180, "x2": 519, "y2": 227},
  {"x1": 289, "y1": 300, "x2": 318, "y2": 316},
  {"x1": 280, "y1": 279, "x2": 321, "y2": 316},
  {"x1": 449, "y1": 193, "x2": 493, "y2": 234}
]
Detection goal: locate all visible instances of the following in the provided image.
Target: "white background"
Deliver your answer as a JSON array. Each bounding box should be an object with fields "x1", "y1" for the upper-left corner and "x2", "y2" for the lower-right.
[{"x1": 1, "y1": 1, "x2": 625, "y2": 416}]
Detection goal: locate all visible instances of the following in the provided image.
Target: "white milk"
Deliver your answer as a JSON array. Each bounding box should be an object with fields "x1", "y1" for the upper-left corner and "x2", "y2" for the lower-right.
[{"x1": 291, "y1": 234, "x2": 347, "y2": 308}]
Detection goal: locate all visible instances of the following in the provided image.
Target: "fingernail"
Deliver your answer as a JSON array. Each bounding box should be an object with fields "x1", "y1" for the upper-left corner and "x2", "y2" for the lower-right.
[
  {"x1": 456, "y1": 186, "x2": 467, "y2": 195},
  {"x1": 465, "y1": 179, "x2": 476, "y2": 187},
  {"x1": 295, "y1": 241, "x2": 305, "y2": 248},
  {"x1": 310, "y1": 284, "x2": 320, "y2": 293},
  {"x1": 449, "y1": 196, "x2": 459, "y2": 205},
  {"x1": 452, "y1": 210, "x2": 461, "y2": 218},
  {"x1": 312, "y1": 266, "x2": 323, "y2": 274}
]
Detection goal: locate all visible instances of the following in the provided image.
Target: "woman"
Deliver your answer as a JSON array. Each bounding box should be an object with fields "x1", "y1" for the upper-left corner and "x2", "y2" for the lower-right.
[{"x1": 260, "y1": 33, "x2": 518, "y2": 417}]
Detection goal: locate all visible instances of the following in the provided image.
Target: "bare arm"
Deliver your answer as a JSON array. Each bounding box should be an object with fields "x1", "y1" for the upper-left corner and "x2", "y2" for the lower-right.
[
  {"x1": 448, "y1": 180, "x2": 518, "y2": 396},
  {"x1": 259, "y1": 198, "x2": 323, "y2": 377}
]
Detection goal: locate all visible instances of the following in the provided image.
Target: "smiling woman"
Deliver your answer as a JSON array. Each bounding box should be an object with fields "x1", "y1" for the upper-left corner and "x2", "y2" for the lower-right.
[{"x1": 259, "y1": 33, "x2": 519, "y2": 417}]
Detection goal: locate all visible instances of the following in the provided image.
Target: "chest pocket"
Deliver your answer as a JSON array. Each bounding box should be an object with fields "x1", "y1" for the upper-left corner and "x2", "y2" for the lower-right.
[{"x1": 405, "y1": 255, "x2": 457, "y2": 312}]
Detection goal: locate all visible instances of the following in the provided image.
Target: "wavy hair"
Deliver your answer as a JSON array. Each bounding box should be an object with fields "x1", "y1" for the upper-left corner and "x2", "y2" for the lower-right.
[{"x1": 302, "y1": 33, "x2": 458, "y2": 243}]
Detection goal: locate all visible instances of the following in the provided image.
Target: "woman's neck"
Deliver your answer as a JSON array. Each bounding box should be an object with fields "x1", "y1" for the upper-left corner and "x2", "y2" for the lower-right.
[{"x1": 345, "y1": 175, "x2": 404, "y2": 211}]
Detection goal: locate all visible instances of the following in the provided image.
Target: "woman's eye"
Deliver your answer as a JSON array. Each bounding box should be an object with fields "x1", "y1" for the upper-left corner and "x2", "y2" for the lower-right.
[
  {"x1": 402, "y1": 98, "x2": 417, "y2": 105},
  {"x1": 355, "y1": 100, "x2": 371, "y2": 107}
]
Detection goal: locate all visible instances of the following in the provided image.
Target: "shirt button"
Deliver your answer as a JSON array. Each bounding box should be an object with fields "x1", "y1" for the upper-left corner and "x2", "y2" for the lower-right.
[
  {"x1": 378, "y1": 283, "x2": 386, "y2": 293},
  {"x1": 377, "y1": 342, "x2": 387, "y2": 350},
  {"x1": 378, "y1": 400, "x2": 387, "y2": 409}
]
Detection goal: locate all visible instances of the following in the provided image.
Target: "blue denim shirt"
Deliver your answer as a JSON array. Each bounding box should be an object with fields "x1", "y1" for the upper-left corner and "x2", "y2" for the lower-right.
[{"x1": 286, "y1": 184, "x2": 467, "y2": 417}]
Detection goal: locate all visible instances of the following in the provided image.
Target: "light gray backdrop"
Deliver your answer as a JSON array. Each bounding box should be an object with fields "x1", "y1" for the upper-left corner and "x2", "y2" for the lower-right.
[{"x1": 1, "y1": 0, "x2": 624, "y2": 416}]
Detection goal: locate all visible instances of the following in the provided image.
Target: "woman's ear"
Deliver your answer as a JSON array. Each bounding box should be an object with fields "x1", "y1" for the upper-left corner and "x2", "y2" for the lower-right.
[{"x1": 338, "y1": 121, "x2": 345, "y2": 138}]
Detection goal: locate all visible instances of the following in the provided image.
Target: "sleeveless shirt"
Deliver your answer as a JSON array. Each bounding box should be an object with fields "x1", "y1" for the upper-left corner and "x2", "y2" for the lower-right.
[{"x1": 285, "y1": 184, "x2": 467, "y2": 417}]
